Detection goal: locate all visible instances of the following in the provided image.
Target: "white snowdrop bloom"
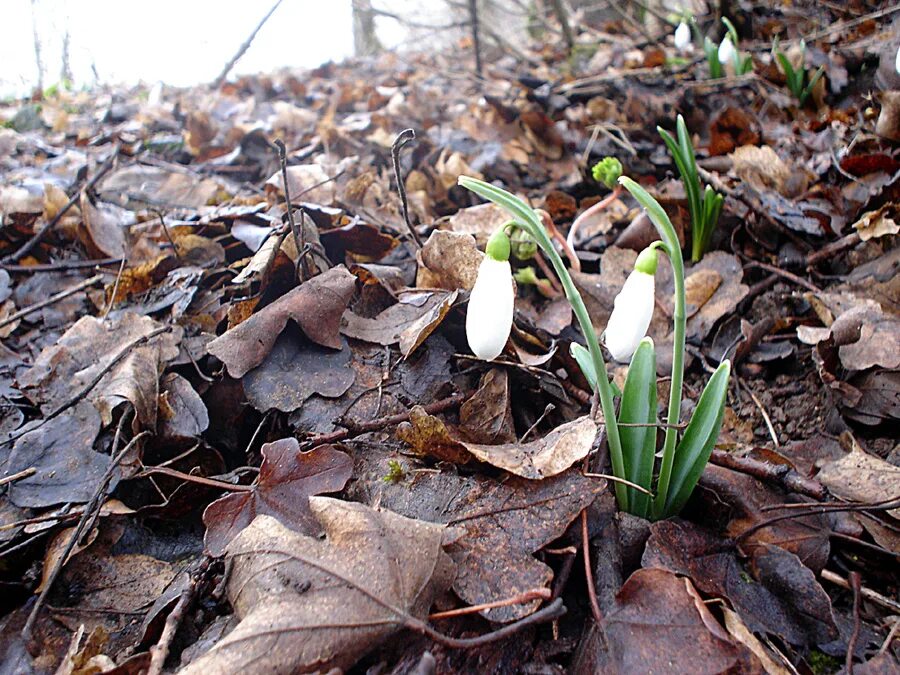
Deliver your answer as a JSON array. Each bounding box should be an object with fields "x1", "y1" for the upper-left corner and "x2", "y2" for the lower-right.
[
  {"x1": 466, "y1": 231, "x2": 514, "y2": 361},
  {"x1": 605, "y1": 246, "x2": 658, "y2": 362},
  {"x1": 718, "y1": 36, "x2": 735, "y2": 65},
  {"x1": 895, "y1": 44, "x2": 900, "y2": 75},
  {"x1": 674, "y1": 22, "x2": 691, "y2": 52}
]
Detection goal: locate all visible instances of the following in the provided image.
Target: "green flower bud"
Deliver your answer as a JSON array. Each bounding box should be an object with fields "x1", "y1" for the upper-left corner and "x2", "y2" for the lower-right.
[
  {"x1": 592, "y1": 157, "x2": 623, "y2": 190},
  {"x1": 509, "y1": 226, "x2": 537, "y2": 261},
  {"x1": 513, "y1": 266, "x2": 540, "y2": 285}
]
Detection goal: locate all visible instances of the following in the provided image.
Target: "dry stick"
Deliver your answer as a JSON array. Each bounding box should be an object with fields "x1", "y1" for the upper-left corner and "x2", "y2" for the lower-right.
[
  {"x1": 22, "y1": 427, "x2": 150, "y2": 643},
  {"x1": 0, "y1": 275, "x2": 102, "y2": 330},
  {"x1": 391, "y1": 129, "x2": 422, "y2": 250},
  {"x1": 806, "y1": 232, "x2": 860, "y2": 267},
  {"x1": 743, "y1": 261, "x2": 822, "y2": 294},
  {"x1": 101, "y1": 258, "x2": 126, "y2": 319},
  {"x1": 2, "y1": 146, "x2": 119, "y2": 264},
  {"x1": 273, "y1": 139, "x2": 309, "y2": 280},
  {"x1": 429, "y1": 588, "x2": 551, "y2": 620},
  {"x1": 135, "y1": 466, "x2": 254, "y2": 492},
  {"x1": 821, "y1": 569, "x2": 900, "y2": 615},
  {"x1": 746, "y1": 388, "x2": 779, "y2": 447},
  {"x1": 0, "y1": 467, "x2": 36, "y2": 487},
  {"x1": 2, "y1": 326, "x2": 170, "y2": 448},
  {"x1": 468, "y1": 0, "x2": 482, "y2": 79},
  {"x1": 846, "y1": 571, "x2": 862, "y2": 675},
  {"x1": 708, "y1": 448, "x2": 826, "y2": 500},
  {"x1": 0, "y1": 257, "x2": 122, "y2": 274},
  {"x1": 147, "y1": 557, "x2": 211, "y2": 675},
  {"x1": 580, "y1": 510, "x2": 604, "y2": 626},
  {"x1": 303, "y1": 392, "x2": 465, "y2": 447},
  {"x1": 212, "y1": 0, "x2": 284, "y2": 88},
  {"x1": 548, "y1": 0, "x2": 574, "y2": 53},
  {"x1": 734, "y1": 497, "x2": 900, "y2": 546}
]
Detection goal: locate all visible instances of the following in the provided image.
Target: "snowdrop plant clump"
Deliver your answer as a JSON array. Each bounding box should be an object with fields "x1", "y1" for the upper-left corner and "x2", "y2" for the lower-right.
[
  {"x1": 459, "y1": 168, "x2": 731, "y2": 520},
  {"x1": 704, "y1": 18, "x2": 752, "y2": 78}
]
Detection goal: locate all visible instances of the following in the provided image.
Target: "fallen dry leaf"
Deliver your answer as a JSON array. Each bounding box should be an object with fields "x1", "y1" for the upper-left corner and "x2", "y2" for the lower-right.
[
  {"x1": 605, "y1": 568, "x2": 743, "y2": 674},
  {"x1": 183, "y1": 499, "x2": 455, "y2": 674},
  {"x1": 817, "y1": 442, "x2": 900, "y2": 518},
  {"x1": 415, "y1": 230, "x2": 483, "y2": 291},
  {"x1": 208, "y1": 265, "x2": 356, "y2": 378},
  {"x1": 203, "y1": 439, "x2": 352, "y2": 556},
  {"x1": 852, "y1": 204, "x2": 899, "y2": 241}
]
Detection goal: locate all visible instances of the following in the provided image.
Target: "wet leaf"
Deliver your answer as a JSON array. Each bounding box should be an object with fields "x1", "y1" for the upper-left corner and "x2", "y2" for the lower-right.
[
  {"x1": 605, "y1": 568, "x2": 742, "y2": 673},
  {"x1": 203, "y1": 439, "x2": 352, "y2": 556},
  {"x1": 208, "y1": 265, "x2": 356, "y2": 378},
  {"x1": 183, "y1": 499, "x2": 455, "y2": 674}
]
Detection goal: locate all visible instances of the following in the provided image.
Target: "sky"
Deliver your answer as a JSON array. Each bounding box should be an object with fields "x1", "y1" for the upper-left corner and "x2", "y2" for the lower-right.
[{"x1": 0, "y1": 0, "x2": 371, "y2": 97}]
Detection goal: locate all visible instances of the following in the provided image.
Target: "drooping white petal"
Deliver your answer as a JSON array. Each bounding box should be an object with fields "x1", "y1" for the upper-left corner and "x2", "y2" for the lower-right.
[
  {"x1": 718, "y1": 37, "x2": 735, "y2": 64},
  {"x1": 895, "y1": 44, "x2": 900, "y2": 75},
  {"x1": 605, "y1": 270, "x2": 655, "y2": 362},
  {"x1": 466, "y1": 256, "x2": 514, "y2": 360},
  {"x1": 674, "y1": 22, "x2": 691, "y2": 52}
]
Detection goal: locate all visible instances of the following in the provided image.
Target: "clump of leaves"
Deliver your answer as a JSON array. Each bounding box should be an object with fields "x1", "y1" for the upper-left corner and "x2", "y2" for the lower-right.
[
  {"x1": 772, "y1": 38, "x2": 825, "y2": 106},
  {"x1": 592, "y1": 156, "x2": 623, "y2": 189},
  {"x1": 658, "y1": 115, "x2": 724, "y2": 262},
  {"x1": 383, "y1": 459, "x2": 405, "y2": 482}
]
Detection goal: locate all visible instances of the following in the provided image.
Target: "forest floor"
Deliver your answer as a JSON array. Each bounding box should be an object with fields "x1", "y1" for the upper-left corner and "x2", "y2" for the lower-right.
[{"x1": 0, "y1": 2, "x2": 898, "y2": 673}]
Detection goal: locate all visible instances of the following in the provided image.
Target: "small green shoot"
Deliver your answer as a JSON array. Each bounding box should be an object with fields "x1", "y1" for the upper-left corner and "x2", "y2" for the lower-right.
[
  {"x1": 382, "y1": 459, "x2": 405, "y2": 483},
  {"x1": 657, "y1": 115, "x2": 724, "y2": 262},
  {"x1": 772, "y1": 38, "x2": 825, "y2": 106},
  {"x1": 703, "y1": 36, "x2": 723, "y2": 79}
]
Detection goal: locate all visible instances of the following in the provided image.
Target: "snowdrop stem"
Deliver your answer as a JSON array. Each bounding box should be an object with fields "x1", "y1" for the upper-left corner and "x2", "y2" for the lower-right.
[
  {"x1": 618, "y1": 178, "x2": 686, "y2": 519},
  {"x1": 458, "y1": 176, "x2": 629, "y2": 507}
]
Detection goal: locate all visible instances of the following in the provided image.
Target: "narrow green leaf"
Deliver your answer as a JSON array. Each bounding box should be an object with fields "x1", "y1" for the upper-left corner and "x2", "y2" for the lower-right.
[
  {"x1": 659, "y1": 125, "x2": 700, "y2": 239},
  {"x1": 663, "y1": 360, "x2": 731, "y2": 517},
  {"x1": 618, "y1": 337, "x2": 657, "y2": 517},
  {"x1": 570, "y1": 343, "x2": 598, "y2": 392},
  {"x1": 704, "y1": 37, "x2": 722, "y2": 79},
  {"x1": 618, "y1": 178, "x2": 680, "y2": 258}
]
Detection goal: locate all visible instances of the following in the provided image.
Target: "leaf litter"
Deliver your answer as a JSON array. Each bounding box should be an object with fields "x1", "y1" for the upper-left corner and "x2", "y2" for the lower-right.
[{"x1": 0, "y1": 2, "x2": 898, "y2": 672}]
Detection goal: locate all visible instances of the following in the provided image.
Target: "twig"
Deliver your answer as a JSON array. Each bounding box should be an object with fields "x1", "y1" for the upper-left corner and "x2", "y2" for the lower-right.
[
  {"x1": 429, "y1": 588, "x2": 551, "y2": 620},
  {"x1": 743, "y1": 261, "x2": 822, "y2": 294},
  {"x1": 391, "y1": 129, "x2": 421, "y2": 249},
  {"x1": 583, "y1": 472, "x2": 654, "y2": 495},
  {"x1": 821, "y1": 569, "x2": 900, "y2": 615},
  {"x1": 147, "y1": 557, "x2": 211, "y2": 675},
  {"x1": 520, "y1": 404, "x2": 555, "y2": 443},
  {"x1": 2, "y1": 146, "x2": 119, "y2": 264},
  {"x1": 273, "y1": 139, "x2": 309, "y2": 280},
  {"x1": 468, "y1": 0, "x2": 482, "y2": 79},
  {"x1": 746, "y1": 389, "x2": 779, "y2": 447},
  {"x1": 101, "y1": 258, "x2": 126, "y2": 319},
  {"x1": 418, "y1": 598, "x2": 566, "y2": 648},
  {"x1": 0, "y1": 275, "x2": 102, "y2": 330},
  {"x1": 212, "y1": 0, "x2": 284, "y2": 88},
  {"x1": 22, "y1": 426, "x2": 149, "y2": 644},
  {"x1": 806, "y1": 232, "x2": 860, "y2": 267},
  {"x1": 581, "y1": 510, "x2": 603, "y2": 625},
  {"x1": 0, "y1": 257, "x2": 123, "y2": 273},
  {"x1": 846, "y1": 571, "x2": 861, "y2": 675},
  {"x1": 709, "y1": 449, "x2": 826, "y2": 500},
  {"x1": 2, "y1": 326, "x2": 170, "y2": 447},
  {"x1": 0, "y1": 467, "x2": 36, "y2": 487},
  {"x1": 134, "y1": 466, "x2": 254, "y2": 492},
  {"x1": 548, "y1": 0, "x2": 574, "y2": 53},
  {"x1": 303, "y1": 392, "x2": 465, "y2": 447}
]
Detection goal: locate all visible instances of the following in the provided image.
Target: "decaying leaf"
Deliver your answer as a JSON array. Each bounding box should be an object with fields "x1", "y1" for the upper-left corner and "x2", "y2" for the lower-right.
[
  {"x1": 852, "y1": 204, "x2": 899, "y2": 241},
  {"x1": 17, "y1": 312, "x2": 182, "y2": 430},
  {"x1": 459, "y1": 368, "x2": 517, "y2": 444},
  {"x1": 183, "y1": 499, "x2": 455, "y2": 674},
  {"x1": 817, "y1": 440, "x2": 900, "y2": 518},
  {"x1": 605, "y1": 568, "x2": 743, "y2": 673},
  {"x1": 203, "y1": 439, "x2": 353, "y2": 556},
  {"x1": 208, "y1": 265, "x2": 356, "y2": 378},
  {"x1": 415, "y1": 230, "x2": 483, "y2": 291}
]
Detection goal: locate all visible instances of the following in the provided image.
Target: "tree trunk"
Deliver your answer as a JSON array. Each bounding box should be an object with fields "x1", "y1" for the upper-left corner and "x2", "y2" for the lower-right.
[{"x1": 352, "y1": 0, "x2": 382, "y2": 57}]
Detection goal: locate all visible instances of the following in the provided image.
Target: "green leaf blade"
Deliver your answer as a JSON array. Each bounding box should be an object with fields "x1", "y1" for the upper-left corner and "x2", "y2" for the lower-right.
[
  {"x1": 663, "y1": 360, "x2": 731, "y2": 517},
  {"x1": 618, "y1": 337, "x2": 658, "y2": 517}
]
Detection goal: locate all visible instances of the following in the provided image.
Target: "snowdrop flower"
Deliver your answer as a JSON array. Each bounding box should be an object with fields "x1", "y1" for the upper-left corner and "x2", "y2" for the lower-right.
[
  {"x1": 466, "y1": 229, "x2": 514, "y2": 360},
  {"x1": 605, "y1": 246, "x2": 659, "y2": 362},
  {"x1": 674, "y1": 22, "x2": 691, "y2": 53},
  {"x1": 895, "y1": 44, "x2": 900, "y2": 75},
  {"x1": 718, "y1": 36, "x2": 735, "y2": 65}
]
